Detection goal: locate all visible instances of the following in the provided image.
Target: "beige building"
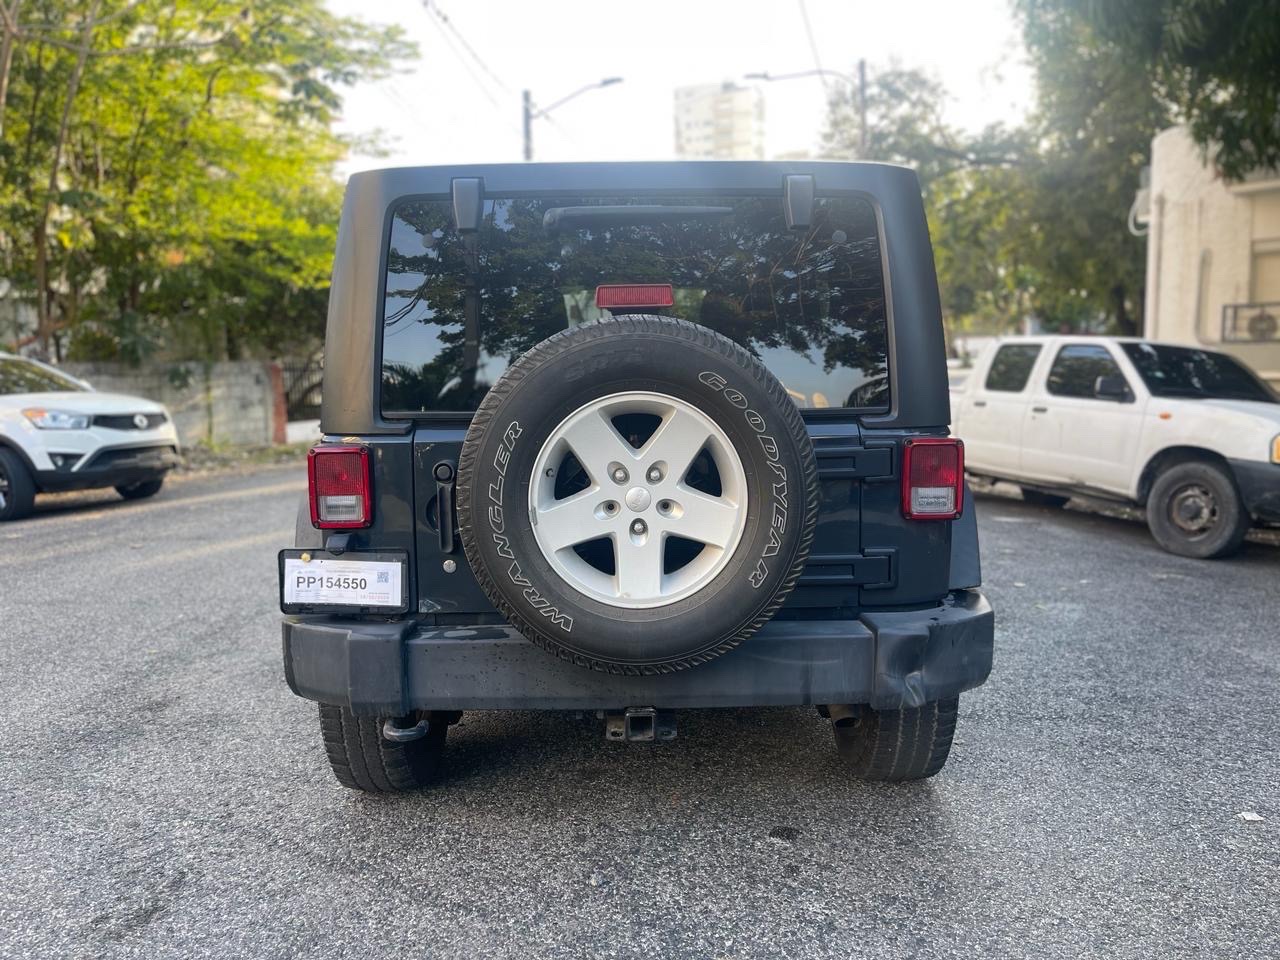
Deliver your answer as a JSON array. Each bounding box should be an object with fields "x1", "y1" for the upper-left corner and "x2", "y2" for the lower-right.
[
  {"x1": 673, "y1": 82, "x2": 765, "y2": 160},
  {"x1": 1142, "y1": 125, "x2": 1280, "y2": 388}
]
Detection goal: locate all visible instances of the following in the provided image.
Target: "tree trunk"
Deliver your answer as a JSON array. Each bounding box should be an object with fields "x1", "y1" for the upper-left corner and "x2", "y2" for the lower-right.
[
  {"x1": 1111, "y1": 283, "x2": 1135, "y2": 336},
  {"x1": 33, "y1": 0, "x2": 101, "y2": 356},
  {"x1": 0, "y1": 0, "x2": 22, "y2": 138}
]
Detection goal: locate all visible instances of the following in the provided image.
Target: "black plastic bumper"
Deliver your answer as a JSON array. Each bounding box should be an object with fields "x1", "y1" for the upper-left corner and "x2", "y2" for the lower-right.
[
  {"x1": 35, "y1": 444, "x2": 180, "y2": 492},
  {"x1": 1229, "y1": 458, "x2": 1280, "y2": 523},
  {"x1": 282, "y1": 589, "x2": 994, "y2": 716}
]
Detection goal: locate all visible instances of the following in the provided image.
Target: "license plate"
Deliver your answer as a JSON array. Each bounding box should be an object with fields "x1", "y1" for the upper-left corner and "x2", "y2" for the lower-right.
[{"x1": 278, "y1": 550, "x2": 408, "y2": 614}]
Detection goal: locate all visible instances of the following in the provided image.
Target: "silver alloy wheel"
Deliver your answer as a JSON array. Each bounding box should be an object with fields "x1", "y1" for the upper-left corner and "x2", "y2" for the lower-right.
[{"x1": 529, "y1": 391, "x2": 748, "y2": 608}]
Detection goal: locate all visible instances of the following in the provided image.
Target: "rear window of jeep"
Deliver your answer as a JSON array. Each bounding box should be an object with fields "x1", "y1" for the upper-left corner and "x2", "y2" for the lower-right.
[{"x1": 379, "y1": 194, "x2": 889, "y2": 415}]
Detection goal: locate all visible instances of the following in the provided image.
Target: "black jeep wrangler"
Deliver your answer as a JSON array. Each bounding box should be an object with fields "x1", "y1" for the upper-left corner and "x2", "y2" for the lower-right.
[{"x1": 280, "y1": 161, "x2": 994, "y2": 792}]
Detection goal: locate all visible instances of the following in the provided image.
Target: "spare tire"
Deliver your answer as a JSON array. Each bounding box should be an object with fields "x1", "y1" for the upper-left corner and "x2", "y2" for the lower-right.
[{"x1": 456, "y1": 316, "x2": 819, "y2": 674}]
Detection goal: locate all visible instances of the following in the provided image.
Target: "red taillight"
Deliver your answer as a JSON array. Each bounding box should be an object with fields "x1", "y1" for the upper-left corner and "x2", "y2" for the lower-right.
[
  {"x1": 595, "y1": 283, "x2": 674, "y2": 309},
  {"x1": 901, "y1": 438, "x2": 964, "y2": 520},
  {"x1": 308, "y1": 445, "x2": 372, "y2": 528}
]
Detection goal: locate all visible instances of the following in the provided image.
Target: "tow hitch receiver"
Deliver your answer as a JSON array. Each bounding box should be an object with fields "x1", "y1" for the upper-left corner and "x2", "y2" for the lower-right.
[{"x1": 605, "y1": 707, "x2": 676, "y2": 742}]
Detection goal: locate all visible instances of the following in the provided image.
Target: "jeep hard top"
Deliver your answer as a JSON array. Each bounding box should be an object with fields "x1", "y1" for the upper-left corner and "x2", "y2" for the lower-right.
[{"x1": 280, "y1": 161, "x2": 995, "y2": 792}]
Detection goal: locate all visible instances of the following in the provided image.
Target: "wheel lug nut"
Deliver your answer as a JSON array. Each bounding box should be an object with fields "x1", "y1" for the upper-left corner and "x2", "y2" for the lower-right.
[
  {"x1": 631, "y1": 519, "x2": 646, "y2": 535},
  {"x1": 647, "y1": 467, "x2": 661, "y2": 482},
  {"x1": 613, "y1": 467, "x2": 628, "y2": 483}
]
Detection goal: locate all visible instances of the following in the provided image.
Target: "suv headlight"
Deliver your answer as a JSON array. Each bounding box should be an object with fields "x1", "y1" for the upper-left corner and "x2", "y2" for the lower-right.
[{"x1": 22, "y1": 408, "x2": 90, "y2": 430}]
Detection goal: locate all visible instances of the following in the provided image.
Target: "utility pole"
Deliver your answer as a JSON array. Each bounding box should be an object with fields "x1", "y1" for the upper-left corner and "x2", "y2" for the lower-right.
[
  {"x1": 522, "y1": 89, "x2": 533, "y2": 162},
  {"x1": 744, "y1": 63, "x2": 870, "y2": 157},
  {"x1": 521, "y1": 79, "x2": 623, "y2": 162},
  {"x1": 858, "y1": 58, "x2": 868, "y2": 156}
]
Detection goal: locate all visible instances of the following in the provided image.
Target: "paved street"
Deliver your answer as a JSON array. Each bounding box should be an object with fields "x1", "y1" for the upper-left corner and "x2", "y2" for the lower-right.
[{"x1": 2, "y1": 464, "x2": 1277, "y2": 960}]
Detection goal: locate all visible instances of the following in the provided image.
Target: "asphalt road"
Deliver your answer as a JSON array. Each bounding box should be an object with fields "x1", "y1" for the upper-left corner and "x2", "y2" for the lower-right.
[{"x1": 2, "y1": 465, "x2": 1277, "y2": 960}]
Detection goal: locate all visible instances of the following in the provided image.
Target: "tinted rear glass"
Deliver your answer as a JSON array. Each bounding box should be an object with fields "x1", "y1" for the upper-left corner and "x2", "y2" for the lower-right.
[
  {"x1": 381, "y1": 195, "x2": 888, "y2": 414},
  {"x1": 1120, "y1": 342, "x2": 1276, "y2": 403}
]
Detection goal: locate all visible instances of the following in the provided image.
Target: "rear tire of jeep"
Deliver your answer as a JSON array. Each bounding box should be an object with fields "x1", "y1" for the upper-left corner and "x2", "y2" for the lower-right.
[
  {"x1": 0, "y1": 448, "x2": 36, "y2": 522},
  {"x1": 1019, "y1": 487, "x2": 1069, "y2": 509},
  {"x1": 116, "y1": 477, "x2": 165, "y2": 500},
  {"x1": 456, "y1": 316, "x2": 820, "y2": 674},
  {"x1": 318, "y1": 704, "x2": 448, "y2": 792},
  {"x1": 1146, "y1": 460, "x2": 1249, "y2": 559},
  {"x1": 831, "y1": 697, "x2": 959, "y2": 782}
]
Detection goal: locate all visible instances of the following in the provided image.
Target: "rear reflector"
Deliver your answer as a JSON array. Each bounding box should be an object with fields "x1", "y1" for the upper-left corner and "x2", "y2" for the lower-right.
[
  {"x1": 308, "y1": 445, "x2": 372, "y2": 528},
  {"x1": 595, "y1": 284, "x2": 674, "y2": 309},
  {"x1": 901, "y1": 438, "x2": 964, "y2": 520}
]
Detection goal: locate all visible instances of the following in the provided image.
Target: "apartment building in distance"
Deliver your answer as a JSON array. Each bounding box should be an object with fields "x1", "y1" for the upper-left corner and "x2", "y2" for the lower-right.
[{"x1": 673, "y1": 82, "x2": 765, "y2": 160}]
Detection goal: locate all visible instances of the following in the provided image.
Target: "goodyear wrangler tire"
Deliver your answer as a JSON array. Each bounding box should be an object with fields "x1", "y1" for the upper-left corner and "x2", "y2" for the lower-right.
[{"x1": 456, "y1": 316, "x2": 819, "y2": 673}]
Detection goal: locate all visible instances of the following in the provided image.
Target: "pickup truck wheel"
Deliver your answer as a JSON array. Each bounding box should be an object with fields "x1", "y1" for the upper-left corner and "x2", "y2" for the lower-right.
[
  {"x1": 318, "y1": 704, "x2": 447, "y2": 792},
  {"x1": 1146, "y1": 461, "x2": 1249, "y2": 559},
  {"x1": 116, "y1": 477, "x2": 165, "y2": 500},
  {"x1": 1019, "y1": 487, "x2": 1069, "y2": 508},
  {"x1": 830, "y1": 697, "x2": 959, "y2": 781},
  {"x1": 0, "y1": 448, "x2": 36, "y2": 522},
  {"x1": 457, "y1": 316, "x2": 819, "y2": 674}
]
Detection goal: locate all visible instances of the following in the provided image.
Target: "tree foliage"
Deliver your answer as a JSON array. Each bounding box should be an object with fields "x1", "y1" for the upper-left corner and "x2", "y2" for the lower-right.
[
  {"x1": 1056, "y1": 0, "x2": 1280, "y2": 180},
  {"x1": 0, "y1": 0, "x2": 412, "y2": 362},
  {"x1": 821, "y1": 42, "x2": 1170, "y2": 339}
]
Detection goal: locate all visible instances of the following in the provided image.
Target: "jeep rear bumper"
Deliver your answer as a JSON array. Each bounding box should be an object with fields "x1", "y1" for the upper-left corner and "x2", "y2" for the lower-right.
[{"x1": 282, "y1": 589, "x2": 994, "y2": 716}]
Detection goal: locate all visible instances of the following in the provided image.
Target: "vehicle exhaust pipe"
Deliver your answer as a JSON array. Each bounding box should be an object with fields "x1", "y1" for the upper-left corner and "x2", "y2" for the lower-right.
[{"x1": 825, "y1": 704, "x2": 860, "y2": 729}]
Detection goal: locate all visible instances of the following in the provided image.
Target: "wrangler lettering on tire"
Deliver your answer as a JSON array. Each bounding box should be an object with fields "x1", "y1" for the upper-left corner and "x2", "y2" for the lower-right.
[{"x1": 456, "y1": 316, "x2": 820, "y2": 674}]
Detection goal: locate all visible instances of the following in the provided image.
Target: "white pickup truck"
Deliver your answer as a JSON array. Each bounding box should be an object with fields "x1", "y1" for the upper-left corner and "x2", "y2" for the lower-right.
[{"x1": 952, "y1": 336, "x2": 1280, "y2": 558}]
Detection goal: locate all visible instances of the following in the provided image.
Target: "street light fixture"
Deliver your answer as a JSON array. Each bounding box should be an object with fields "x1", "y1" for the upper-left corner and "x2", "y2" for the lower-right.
[
  {"x1": 522, "y1": 78, "x2": 624, "y2": 161},
  {"x1": 745, "y1": 62, "x2": 868, "y2": 154}
]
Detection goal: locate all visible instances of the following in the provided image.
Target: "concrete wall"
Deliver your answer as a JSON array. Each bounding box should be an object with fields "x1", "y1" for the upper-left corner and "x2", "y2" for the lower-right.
[
  {"x1": 1145, "y1": 125, "x2": 1280, "y2": 386},
  {"x1": 62, "y1": 361, "x2": 284, "y2": 448}
]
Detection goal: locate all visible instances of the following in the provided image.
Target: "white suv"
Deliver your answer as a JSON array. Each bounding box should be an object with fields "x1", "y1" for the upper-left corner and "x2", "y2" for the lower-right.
[{"x1": 0, "y1": 352, "x2": 181, "y2": 521}]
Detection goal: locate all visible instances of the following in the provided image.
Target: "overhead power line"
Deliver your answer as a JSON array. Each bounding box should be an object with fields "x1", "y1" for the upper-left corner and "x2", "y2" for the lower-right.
[
  {"x1": 422, "y1": 9, "x2": 503, "y2": 109},
  {"x1": 796, "y1": 0, "x2": 829, "y2": 93},
  {"x1": 421, "y1": 1, "x2": 514, "y2": 95}
]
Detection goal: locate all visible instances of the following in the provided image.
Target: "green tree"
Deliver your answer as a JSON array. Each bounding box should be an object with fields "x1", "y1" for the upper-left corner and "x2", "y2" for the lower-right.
[
  {"x1": 0, "y1": 0, "x2": 411, "y2": 361},
  {"x1": 821, "y1": 65, "x2": 1026, "y2": 193},
  {"x1": 820, "y1": 51, "x2": 1169, "y2": 337},
  {"x1": 820, "y1": 65, "x2": 1036, "y2": 341},
  {"x1": 1018, "y1": 1, "x2": 1173, "y2": 334},
  {"x1": 1035, "y1": 0, "x2": 1280, "y2": 180}
]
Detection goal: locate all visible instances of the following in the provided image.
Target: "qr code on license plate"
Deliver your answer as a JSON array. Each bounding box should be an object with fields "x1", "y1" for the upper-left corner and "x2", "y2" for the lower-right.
[{"x1": 377, "y1": 571, "x2": 390, "y2": 584}]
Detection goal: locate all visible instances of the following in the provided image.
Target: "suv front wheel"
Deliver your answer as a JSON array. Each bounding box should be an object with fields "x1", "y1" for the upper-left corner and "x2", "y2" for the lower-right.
[{"x1": 1146, "y1": 460, "x2": 1249, "y2": 559}]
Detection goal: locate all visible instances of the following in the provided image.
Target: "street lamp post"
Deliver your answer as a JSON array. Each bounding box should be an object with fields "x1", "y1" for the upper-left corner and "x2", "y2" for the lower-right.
[
  {"x1": 522, "y1": 78, "x2": 623, "y2": 161},
  {"x1": 744, "y1": 61, "x2": 868, "y2": 155}
]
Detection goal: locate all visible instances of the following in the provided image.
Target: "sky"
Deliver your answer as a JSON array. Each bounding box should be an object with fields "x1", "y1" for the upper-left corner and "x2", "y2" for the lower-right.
[{"x1": 324, "y1": 0, "x2": 1034, "y2": 174}]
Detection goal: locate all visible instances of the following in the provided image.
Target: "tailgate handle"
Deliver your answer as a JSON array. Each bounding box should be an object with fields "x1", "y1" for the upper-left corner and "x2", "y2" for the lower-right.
[
  {"x1": 814, "y1": 444, "x2": 892, "y2": 480},
  {"x1": 433, "y1": 460, "x2": 457, "y2": 553}
]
